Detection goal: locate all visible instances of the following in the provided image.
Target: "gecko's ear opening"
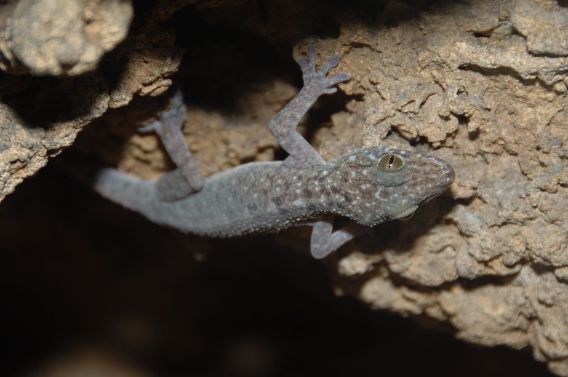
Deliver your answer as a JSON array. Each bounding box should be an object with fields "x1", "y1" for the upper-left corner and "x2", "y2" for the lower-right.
[{"x1": 393, "y1": 205, "x2": 417, "y2": 220}]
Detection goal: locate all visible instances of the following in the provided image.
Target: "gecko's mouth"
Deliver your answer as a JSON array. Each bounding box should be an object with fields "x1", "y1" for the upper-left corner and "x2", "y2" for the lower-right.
[
  {"x1": 393, "y1": 205, "x2": 418, "y2": 220},
  {"x1": 424, "y1": 189, "x2": 444, "y2": 203}
]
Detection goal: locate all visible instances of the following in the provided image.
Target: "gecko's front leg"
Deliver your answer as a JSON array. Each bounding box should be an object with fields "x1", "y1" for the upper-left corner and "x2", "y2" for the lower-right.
[
  {"x1": 139, "y1": 90, "x2": 205, "y2": 201},
  {"x1": 310, "y1": 219, "x2": 368, "y2": 259},
  {"x1": 268, "y1": 40, "x2": 350, "y2": 166}
]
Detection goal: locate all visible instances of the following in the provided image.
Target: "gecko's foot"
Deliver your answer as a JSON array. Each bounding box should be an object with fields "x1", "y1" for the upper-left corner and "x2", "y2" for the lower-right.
[
  {"x1": 295, "y1": 40, "x2": 351, "y2": 95},
  {"x1": 138, "y1": 90, "x2": 186, "y2": 136}
]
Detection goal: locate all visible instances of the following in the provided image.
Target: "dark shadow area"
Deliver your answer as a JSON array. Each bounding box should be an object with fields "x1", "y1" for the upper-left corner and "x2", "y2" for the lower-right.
[
  {"x1": 0, "y1": 164, "x2": 553, "y2": 377},
  {"x1": 1, "y1": 73, "x2": 106, "y2": 127},
  {"x1": 342, "y1": 190, "x2": 457, "y2": 262},
  {"x1": 173, "y1": 5, "x2": 306, "y2": 114}
]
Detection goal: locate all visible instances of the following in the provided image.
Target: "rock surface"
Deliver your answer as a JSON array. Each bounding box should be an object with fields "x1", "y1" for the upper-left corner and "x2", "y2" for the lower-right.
[
  {"x1": 2, "y1": 0, "x2": 133, "y2": 76},
  {"x1": 0, "y1": 0, "x2": 182, "y2": 201},
  {"x1": 1, "y1": 0, "x2": 567, "y2": 375}
]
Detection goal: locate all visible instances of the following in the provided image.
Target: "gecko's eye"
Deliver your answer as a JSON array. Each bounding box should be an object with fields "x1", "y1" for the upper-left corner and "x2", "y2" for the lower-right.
[{"x1": 378, "y1": 154, "x2": 404, "y2": 172}]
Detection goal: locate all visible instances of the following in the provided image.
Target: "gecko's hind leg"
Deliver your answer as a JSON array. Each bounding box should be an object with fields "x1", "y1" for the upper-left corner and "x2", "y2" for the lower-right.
[
  {"x1": 268, "y1": 40, "x2": 351, "y2": 167},
  {"x1": 310, "y1": 218, "x2": 368, "y2": 259},
  {"x1": 139, "y1": 90, "x2": 205, "y2": 201}
]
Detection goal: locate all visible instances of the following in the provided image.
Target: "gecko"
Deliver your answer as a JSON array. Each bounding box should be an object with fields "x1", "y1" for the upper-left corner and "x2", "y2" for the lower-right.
[{"x1": 84, "y1": 42, "x2": 455, "y2": 259}]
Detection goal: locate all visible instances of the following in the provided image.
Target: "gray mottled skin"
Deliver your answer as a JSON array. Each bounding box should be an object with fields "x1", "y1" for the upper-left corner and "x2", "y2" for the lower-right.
[{"x1": 88, "y1": 42, "x2": 455, "y2": 259}]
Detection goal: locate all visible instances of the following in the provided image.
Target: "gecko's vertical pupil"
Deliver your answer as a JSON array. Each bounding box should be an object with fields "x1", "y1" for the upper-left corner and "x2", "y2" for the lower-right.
[{"x1": 379, "y1": 154, "x2": 404, "y2": 172}]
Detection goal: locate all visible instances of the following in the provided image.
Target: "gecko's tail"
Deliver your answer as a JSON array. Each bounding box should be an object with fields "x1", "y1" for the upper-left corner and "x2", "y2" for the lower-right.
[{"x1": 55, "y1": 152, "x2": 157, "y2": 214}]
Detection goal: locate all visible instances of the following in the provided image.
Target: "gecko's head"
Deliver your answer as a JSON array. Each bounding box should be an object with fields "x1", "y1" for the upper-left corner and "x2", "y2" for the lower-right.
[{"x1": 328, "y1": 146, "x2": 454, "y2": 225}]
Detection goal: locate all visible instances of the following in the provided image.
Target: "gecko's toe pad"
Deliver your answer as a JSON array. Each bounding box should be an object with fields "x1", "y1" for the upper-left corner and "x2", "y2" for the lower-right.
[{"x1": 297, "y1": 42, "x2": 351, "y2": 95}]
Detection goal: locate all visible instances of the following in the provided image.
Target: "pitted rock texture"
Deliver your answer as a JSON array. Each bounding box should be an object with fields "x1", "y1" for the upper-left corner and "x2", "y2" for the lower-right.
[
  {"x1": 325, "y1": 1, "x2": 568, "y2": 375},
  {"x1": 0, "y1": 0, "x2": 183, "y2": 202},
  {"x1": 1, "y1": 0, "x2": 133, "y2": 76}
]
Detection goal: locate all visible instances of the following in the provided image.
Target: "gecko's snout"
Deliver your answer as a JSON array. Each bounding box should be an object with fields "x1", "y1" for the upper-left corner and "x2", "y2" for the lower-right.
[
  {"x1": 444, "y1": 164, "x2": 455, "y2": 185},
  {"x1": 440, "y1": 160, "x2": 455, "y2": 186},
  {"x1": 429, "y1": 156, "x2": 455, "y2": 187}
]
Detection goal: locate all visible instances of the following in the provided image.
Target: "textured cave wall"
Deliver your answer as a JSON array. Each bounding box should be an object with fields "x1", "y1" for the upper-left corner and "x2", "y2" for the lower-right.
[
  {"x1": 1, "y1": 0, "x2": 567, "y2": 375},
  {"x1": 0, "y1": 0, "x2": 184, "y2": 200},
  {"x1": 330, "y1": 3, "x2": 568, "y2": 375}
]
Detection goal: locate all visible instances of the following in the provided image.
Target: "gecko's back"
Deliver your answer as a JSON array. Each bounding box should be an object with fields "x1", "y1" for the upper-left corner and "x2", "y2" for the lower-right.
[{"x1": 94, "y1": 161, "x2": 322, "y2": 237}]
